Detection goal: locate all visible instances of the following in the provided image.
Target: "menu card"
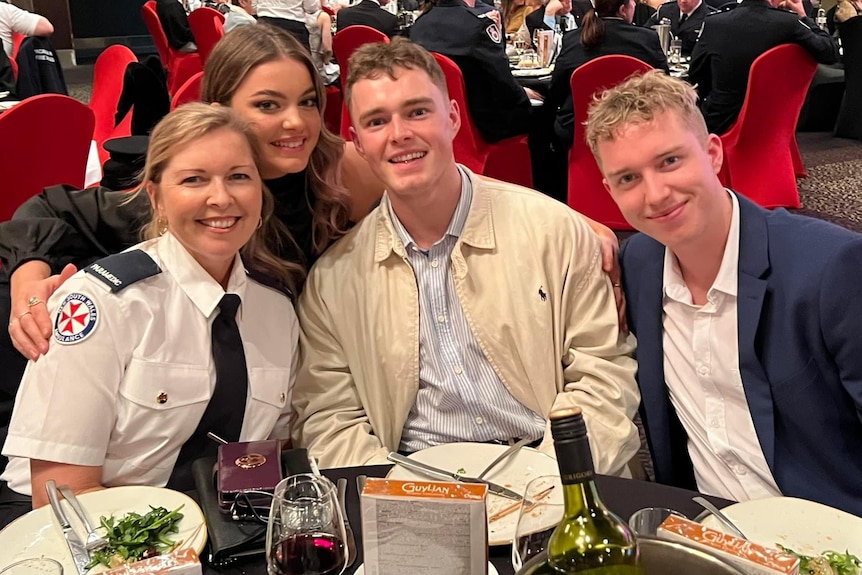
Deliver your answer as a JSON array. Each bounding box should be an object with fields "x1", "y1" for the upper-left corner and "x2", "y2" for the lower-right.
[
  {"x1": 536, "y1": 30, "x2": 555, "y2": 68},
  {"x1": 658, "y1": 515, "x2": 799, "y2": 575},
  {"x1": 361, "y1": 478, "x2": 488, "y2": 575}
]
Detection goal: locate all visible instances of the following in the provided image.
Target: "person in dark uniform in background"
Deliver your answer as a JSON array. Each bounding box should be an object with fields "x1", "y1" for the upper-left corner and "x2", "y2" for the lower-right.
[
  {"x1": 411, "y1": 0, "x2": 540, "y2": 143},
  {"x1": 526, "y1": 0, "x2": 590, "y2": 38},
  {"x1": 688, "y1": 0, "x2": 838, "y2": 134},
  {"x1": 646, "y1": 0, "x2": 718, "y2": 55},
  {"x1": 548, "y1": 0, "x2": 668, "y2": 148},
  {"x1": 336, "y1": 0, "x2": 399, "y2": 37}
]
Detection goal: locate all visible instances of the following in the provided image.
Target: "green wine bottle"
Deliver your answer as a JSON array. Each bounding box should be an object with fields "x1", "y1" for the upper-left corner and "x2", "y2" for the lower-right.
[{"x1": 546, "y1": 408, "x2": 642, "y2": 574}]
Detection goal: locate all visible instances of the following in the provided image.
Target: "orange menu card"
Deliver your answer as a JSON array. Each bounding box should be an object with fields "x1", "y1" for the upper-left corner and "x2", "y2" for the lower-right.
[
  {"x1": 658, "y1": 515, "x2": 799, "y2": 575},
  {"x1": 361, "y1": 478, "x2": 489, "y2": 575}
]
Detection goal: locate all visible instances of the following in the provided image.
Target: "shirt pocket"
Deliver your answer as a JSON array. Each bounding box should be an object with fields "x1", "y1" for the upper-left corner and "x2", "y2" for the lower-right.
[
  {"x1": 115, "y1": 360, "x2": 212, "y2": 469},
  {"x1": 246, "y1": 366, "x2": 293, "y2": 439}
]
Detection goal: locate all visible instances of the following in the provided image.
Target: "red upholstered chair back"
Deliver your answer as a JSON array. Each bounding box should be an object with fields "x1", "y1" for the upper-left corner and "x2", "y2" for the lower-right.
[
  {"x1": 141, "y1": 1, "x2": 203, "y2": 95},
  {"x1": 188, "y1": 6, "x2": 225, "y2": 66},
  {"x1": 90, "y1": 44, "x2": 138, "y2": 163},
  {"x1": 332, "y1": 25, "x2": 389, "y2": 139},
  {"x1": 171, "y1": 70, "x2": 204, "y2": 110},
  {"x1": 11, "y1": 32, "x2": 25, "y2": 60},
  {"x1": 0, "y1": 95, "x2": 95, "y2": 222},
  {"x1": 432, "y1": 52, "x2": 488, "y2": 174},
  {"x1": 568, "y1": 55, "x2": 652, "y2": 229},
  {"x1": 719, "y1": 43, "x2": 817, "y2": 208}
]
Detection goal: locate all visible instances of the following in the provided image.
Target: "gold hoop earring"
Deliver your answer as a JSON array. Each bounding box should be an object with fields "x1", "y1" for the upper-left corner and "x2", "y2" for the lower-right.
[{"x1": 157, "y1": 218, "x2": 168, "y2": 236}]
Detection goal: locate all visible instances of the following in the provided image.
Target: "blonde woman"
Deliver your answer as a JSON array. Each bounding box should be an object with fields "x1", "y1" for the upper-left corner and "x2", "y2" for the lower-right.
[{"x1": 0, "y1": 104, "x2": 299, "y2": 527}]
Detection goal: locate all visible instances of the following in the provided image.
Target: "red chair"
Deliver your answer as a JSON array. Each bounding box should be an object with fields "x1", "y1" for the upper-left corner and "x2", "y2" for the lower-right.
[
  {"x1": 89, "y1": 44, "x2": 138, "y2": 164},
  {"x1": 8, "y1": 57, "x2": 17, "y2": 81},
  {"x1": 324, "y1": 84, "x2": 343, "y2": 135},
  {"x1": 141, "y1": 0, "x2": 203, "y2": 96},
  {"x1": 568, "y1": 55, "x2": 652, "y2": 229},
  {"x1": 171, "y1": 71, "x2": 204, "y2": 110},
  {"x1": 719, "y1": 44, "x2": 817, "y2": 209},
  {"x1": 0, "y1": 95, "x2": 95, "y2": 222},
  {"x1": 11, "y1": 32, "x2": 25, "y2": 60},
  {"x1": 433, "y1": 53, "x2": 532, "y2": 187},
  {"x1": 188, "y1": 6, "x2": 225, "y2": 66},
  {"x1": 332, "y1": 25, "x2": 389, "y2": 139}
]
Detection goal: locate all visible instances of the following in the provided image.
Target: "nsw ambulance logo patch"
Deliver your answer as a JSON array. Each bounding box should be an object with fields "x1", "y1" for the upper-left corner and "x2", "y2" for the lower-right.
[{"x1": 54, "y1": 293, "x2": 99, "y2": 345}]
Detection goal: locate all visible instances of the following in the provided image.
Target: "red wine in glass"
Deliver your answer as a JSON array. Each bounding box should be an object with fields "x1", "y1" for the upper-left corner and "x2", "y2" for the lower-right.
[{"x1": 271, "y1": 532, "x2": 346, "y2": 575}]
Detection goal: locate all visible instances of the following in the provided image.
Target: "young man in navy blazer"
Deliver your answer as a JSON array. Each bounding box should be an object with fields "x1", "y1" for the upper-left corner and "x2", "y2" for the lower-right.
[{"x1": 585, "y1": 71, "x2": 862, "y2": 516}]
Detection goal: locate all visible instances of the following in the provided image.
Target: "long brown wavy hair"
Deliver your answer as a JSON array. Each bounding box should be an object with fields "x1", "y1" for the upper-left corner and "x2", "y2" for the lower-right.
[
  {"x1": 202, "y1": 24, "x2": 351, "y2": 257},
  {"x1": 135, "y1": 103, "x2": 303, "y2": 296}
]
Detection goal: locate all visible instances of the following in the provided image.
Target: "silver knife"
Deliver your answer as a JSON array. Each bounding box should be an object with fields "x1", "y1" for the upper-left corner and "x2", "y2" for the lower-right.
[
  {"x1": 46, "y1": 480, "x2": 91, "y2": 575},
  {"x1": 387, "y1": 453, "x2": 522, "y2": 501}
]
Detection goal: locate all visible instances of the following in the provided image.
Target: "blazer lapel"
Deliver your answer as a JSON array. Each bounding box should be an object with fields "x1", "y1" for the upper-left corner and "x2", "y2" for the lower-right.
[
  {"x1": 635, "y1": 245, "x2": 679, "y2": 482},
  {"x1": 735, "y1": 194, "x2": 776, "y2": 469}
]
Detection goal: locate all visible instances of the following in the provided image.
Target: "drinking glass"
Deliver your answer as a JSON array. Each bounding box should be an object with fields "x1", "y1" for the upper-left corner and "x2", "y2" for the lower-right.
[
  {"x1": 628, "y1": 506, "x2": 686, "y2": 537},
  {"x1": 266, "y1": 474, "x2": 347, "y2": 575},
  {"x1": 0, "y1": 559, "x2": 63, "y2": 575},
  {"x1": 511, "y1": 475, "x2": 564, "y2": 571},
  {"x1": 669, "y1": 38, "x2": 683, "y2": 66}
]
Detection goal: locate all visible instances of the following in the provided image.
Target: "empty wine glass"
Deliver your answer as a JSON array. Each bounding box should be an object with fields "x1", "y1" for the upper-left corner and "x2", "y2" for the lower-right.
[
  {"x1": 628, "y1": 507, "x2": 686, "y2": 537},
  {"x1": 512, "y1": 475, "x2": 565, "y2": 571},
  {"x1": 266, "y1": 474, "x2": 347, "y2": 575}
]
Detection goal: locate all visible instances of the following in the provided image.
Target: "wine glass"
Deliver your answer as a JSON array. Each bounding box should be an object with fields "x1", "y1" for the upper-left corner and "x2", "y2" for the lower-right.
[
  {"x1": 512, "y1": 475, "x2": 564, "y2": 571},
  {"x1": 628, "y1": 506, "x2": 686, "y2": 537},
  {"x1": 266, "y1": 474, "x2": 348, "y2": 575}
]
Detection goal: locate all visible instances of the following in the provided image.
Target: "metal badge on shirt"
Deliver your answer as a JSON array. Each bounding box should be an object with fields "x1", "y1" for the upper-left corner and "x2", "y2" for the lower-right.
[{"x1": 53, "y1": 293, "x2": 99, "y2": 345}]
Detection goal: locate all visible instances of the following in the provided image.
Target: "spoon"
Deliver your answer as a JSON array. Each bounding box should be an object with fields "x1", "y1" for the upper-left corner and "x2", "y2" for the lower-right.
[{"x1": 692, "y1": 496, "x2": 748, "y2": 540}]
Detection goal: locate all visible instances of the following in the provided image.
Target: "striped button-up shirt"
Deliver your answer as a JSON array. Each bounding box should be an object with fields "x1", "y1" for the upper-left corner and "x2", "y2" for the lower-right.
[{"x1": 392, "y1": 169, "x2": 545, "y2": 453}]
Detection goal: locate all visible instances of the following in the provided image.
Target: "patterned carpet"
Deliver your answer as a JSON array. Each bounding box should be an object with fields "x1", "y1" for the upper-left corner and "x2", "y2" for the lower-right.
[{"x1": 795, "y1": 132, "x2": 862, "y2": 232}]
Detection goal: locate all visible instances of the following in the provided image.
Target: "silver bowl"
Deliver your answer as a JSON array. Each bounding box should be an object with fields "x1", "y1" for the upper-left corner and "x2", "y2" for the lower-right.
[{"x1": 516, "y1": 536, "x2": 747, "y2": 575}]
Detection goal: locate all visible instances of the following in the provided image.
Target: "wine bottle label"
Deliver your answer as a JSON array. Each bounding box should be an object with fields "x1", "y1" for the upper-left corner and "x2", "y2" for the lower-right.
[{"x1": 554, "y1": 436, "x2": 595, "y2": 484}]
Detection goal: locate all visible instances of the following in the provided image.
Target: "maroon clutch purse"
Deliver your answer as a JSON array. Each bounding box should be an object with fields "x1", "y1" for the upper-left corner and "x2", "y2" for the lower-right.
[{"x1": 217, "y1": 439, "x2": 283, "y2": 515}]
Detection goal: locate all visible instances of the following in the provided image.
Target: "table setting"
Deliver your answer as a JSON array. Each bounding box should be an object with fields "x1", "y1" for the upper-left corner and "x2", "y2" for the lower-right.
[{"x1": 2, "y1": 439, "x2": 861, "y2": 575}]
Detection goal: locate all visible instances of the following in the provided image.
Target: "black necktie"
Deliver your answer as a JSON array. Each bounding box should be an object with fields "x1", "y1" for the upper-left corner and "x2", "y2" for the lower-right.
[
  {"x1": 167, "y1": 294, "x2": 249, "y2": 491},
  {"x1": 559, "y1": 15, "x2": 568, "y2": 32},
  {"x1": 679, "y1": 12, "x2": 689, "y2": 24}
]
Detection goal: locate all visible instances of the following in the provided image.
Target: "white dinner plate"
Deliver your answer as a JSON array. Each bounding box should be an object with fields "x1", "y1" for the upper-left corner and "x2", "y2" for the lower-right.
[
  {"x1": 0, "y1": 485, "x2": 208, "y2": 572},
  {"x1": 386, "y1": 442, "x2": 561, "y2": 546},
  {"x1": 700, "y1": 496, "x2": 862, "y2": 558},
  {"x1": 354, "y1": 561, "x2": 499, "y2": 574},
  {"x1": 511, "y1": 66, "x2": 554, "y2": 78}
]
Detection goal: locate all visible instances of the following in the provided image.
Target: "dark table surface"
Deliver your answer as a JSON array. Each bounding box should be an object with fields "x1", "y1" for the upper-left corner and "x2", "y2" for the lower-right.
[{"x1": 203, "y1": 464, "x2": 732, "y2": 575}]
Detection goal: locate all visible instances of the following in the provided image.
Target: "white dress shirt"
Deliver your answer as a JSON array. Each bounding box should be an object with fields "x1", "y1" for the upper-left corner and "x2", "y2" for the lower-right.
[
  {"x1": 257, "y1": 0, "x2": 320, "y2": 23},
  {"x1": 2, "y1": 232, "x2": 299, "y2": 494},
  {"x1": 662, "y1": 191, "x2": 781, "y2": 502}
]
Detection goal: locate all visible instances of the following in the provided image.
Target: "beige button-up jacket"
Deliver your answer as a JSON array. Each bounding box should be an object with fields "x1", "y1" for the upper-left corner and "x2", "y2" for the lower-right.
[{"x1": 292, "y1": 170, "x2": 640, "y2": 475}]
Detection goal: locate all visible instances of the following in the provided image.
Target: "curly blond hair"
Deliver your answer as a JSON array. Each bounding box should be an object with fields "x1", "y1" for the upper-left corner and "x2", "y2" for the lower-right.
[{"x1": 585, "y1": 70, "x2": 708, "y2": 159}]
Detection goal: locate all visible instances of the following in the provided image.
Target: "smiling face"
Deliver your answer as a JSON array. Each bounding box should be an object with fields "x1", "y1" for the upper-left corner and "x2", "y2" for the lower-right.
[
  {"x1": 147, "y1": 127, "x2": 263, "y2": 285},
  {"x1": 228, "y1": 57, "x2": 321, "y2": 180},
  {"x1": 348, "y1": 66, "x2": 461, "y2": 202},
  {"x1": 596, "y1": 110, "x2": 728, "y2": 252}
]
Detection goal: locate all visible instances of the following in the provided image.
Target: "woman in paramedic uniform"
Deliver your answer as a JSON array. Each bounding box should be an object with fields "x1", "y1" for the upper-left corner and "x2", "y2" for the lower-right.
[{"x1": 0, "y1": 104, "x2": 301, "y2": 527}]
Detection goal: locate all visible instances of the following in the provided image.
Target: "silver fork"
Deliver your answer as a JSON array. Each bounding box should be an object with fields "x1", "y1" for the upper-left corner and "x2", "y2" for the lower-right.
[
  {"x1": 477, "y1": 437, "x2": 533, "y2": 479},
  {"x1": 57, "y1": 486, "x2": 108, "y2": 551}
]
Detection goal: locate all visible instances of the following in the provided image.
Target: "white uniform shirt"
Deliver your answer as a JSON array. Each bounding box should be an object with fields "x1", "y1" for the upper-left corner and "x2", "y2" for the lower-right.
[
  {"x1": 662, "y1": 191, "x2": 781, "y2": 502},
  {"x1": 257, "y1": 0, "x2": 320, "y2": 23},
  {"x1": 0, "y1": 4, "x2": 40, "y2": 56},
  {"x1": 2, "y1": 232, "x2": 299, "y2": 495}
]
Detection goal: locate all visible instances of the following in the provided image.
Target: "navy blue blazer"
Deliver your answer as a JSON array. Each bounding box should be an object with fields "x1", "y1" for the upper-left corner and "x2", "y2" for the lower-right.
[{"x1": 621, "y1": 193, "x2": 862, "y2": 516}]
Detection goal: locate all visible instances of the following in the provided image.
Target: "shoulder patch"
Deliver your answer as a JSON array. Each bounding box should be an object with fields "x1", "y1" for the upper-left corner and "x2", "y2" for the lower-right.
[
  {"x1": 54, "y1": 293, "x2": 99, "y2": 345},
  {"x1": 485, "y1": 21, "x2": 502, "y2": 43},
  {"x1": 84, "y1": 249, "x2": 162, "y2": 292}
]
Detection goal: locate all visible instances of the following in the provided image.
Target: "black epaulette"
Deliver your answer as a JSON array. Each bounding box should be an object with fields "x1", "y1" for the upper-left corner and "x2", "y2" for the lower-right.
[{"x1": 84, "y1": 249, "x2": 162, "y2": 292}]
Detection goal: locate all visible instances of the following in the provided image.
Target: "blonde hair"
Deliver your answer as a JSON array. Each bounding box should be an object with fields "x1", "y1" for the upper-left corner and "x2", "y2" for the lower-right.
[
  {"x1": 345, "y1": 38, "x2": 448, "y2": 109},
  {"x1": 585, "y1": 70, "x2": 708, "y2": 158},
  {"x1": 202, "y1": 24, "x2": 350, "y2": 256},
  {"x1": 135, "y1": 103, "x2": 303, "y2": 296}
]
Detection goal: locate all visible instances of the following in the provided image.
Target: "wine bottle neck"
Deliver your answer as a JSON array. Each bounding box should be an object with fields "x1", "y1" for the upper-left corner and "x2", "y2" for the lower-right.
[{"x1": 561, "y1": 478, "x2": 604, "y2": 516}]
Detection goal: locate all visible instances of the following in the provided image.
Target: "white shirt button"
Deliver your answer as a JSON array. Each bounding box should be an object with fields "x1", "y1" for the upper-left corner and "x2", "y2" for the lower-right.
[
  {"x1": 697, "y1": 365, "x2": 708, "y2": 376},
  {"x1": 437, "y1": 315, "x2": 445, "y2": 323},
  {"x1": 454, "y1": 366, "x2": 463, "y2": 375},
  {"x1": 709, "y1": 419, "x2": 719, "y2": 428},
  {"x1": 475, "y1": 416, "x2": 484, "y2": 424},
  {"x1": 735, "y1": 466, "x2": 747, "y2": 475},
  {"x1": 431, "y1": 259, "x2": 440, "y2": 268}
]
